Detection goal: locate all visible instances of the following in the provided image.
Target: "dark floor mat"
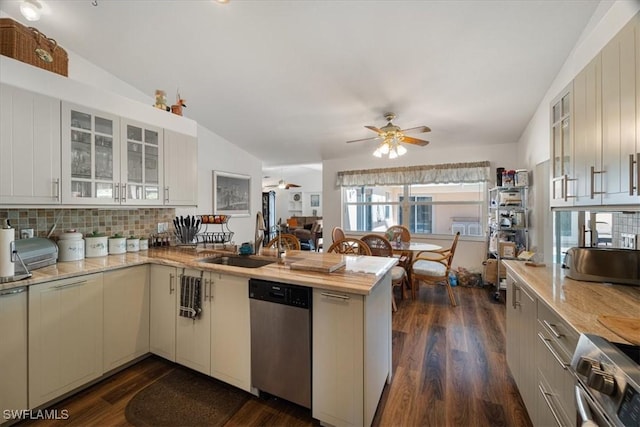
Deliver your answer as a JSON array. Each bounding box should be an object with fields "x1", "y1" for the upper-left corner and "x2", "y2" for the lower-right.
[{"x1": 125, "y1": 368, "x2": 250, "y2": 427}]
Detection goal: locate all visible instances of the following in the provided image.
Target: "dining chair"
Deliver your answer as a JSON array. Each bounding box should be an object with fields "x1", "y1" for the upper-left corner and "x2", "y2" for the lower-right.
[
  {"x1": 327, "y1": 238, "x2": 371, "y2": 255},
  {"x1": 361, "y1": 234, "x2": 410, "y2": 312},
  {"x1": 385, "y1": 225, "x2": 411, "y2": 244},
  {"x1": 265, "y1": 233, "x2": 301, "y2": 251},
  {"x1": 410, "y1": 232, "x2": 460, "y2": 307},
  {"x1": 331, "y1": 226, "x2": 346, "y2": 243}
]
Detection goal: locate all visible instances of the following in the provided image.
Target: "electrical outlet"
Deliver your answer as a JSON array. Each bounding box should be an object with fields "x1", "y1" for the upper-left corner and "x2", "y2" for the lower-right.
[
  {"x1": 21, "y1": 228, "x2": 34, "y2": 239},
  {"x1": 621, "y1": 233, "x2": 637, "y2": 249},
  {"x1": 157, "y1": 222, "x2": 168, "y2": 233}
]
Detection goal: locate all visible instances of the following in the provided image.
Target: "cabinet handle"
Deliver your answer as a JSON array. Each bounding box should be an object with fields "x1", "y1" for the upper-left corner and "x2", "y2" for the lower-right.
[
  {"x1": 164, "y1": 186, "x2": 170, "y2": 203},
  {"x1": 203, "y1": 278, "x2": 210, "y2": 301},
  {"x1": 320, "y1": 292, "x2": 350, "y2": 300},
  {"x1": 53, "y1": 178, "x2": 60, "y2": 201},
  {"x1": 114, "y1": 182, "x2": 120, "y2": 202},
  {"x1": 590, "y1": 166, "x2": 605, "y2": 198},
  {"x1": 169, "y1": 274, "x2": 175, "y2": 294},
  {"x1": 543, "y1": 320, "x2": 564, "y2": 338},
  {"x1": 537, "y1": 332, "x2": 569, "y2": 370},
  {"x1": 121, "y1": 183, "x2": 127, "y2": 203},
  {"x1": 53, "y1": 280, "x2": 87, "y2": 290},
  {"x1": 0, "y1": 286, "x2": 26, "y2": 296},
  {"x1": 538, "y1": 383, "x2": 566, "y2": 427},
  {"x1": 629, "y1": 154, "x2": 636, "y2": 196},
  {"x1": 637, "y1": 153, "x2": 640, "y2": 197},
  {"x1": 511, "y1": 283, "x2": 520, "y2": 308}
]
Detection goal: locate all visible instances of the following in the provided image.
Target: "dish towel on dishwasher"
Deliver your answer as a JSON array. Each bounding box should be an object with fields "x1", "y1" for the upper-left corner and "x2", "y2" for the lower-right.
[{"x1": 179, "y1": 275, "x2": 202, "y2": 319}]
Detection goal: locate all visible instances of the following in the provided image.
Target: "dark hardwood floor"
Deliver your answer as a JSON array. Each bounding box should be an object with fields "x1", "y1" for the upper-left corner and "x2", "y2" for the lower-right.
[{"x1": 21, "y1": 285, "x2": 532, "y2": 427}]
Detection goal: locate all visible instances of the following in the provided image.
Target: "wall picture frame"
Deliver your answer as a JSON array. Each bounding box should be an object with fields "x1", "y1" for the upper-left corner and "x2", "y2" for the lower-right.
[
  {"x1": 310, "y1": 194, "x2": 320, "y2": 207},
  {"x1": 213, "y1": 171, "x2": 251, "y2": 216}
]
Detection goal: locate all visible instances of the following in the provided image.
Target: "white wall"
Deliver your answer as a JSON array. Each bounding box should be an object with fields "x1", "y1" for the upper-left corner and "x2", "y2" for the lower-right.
[
  {"x1": 322, "y1": 142, "x2": 520, "y2": 271},
  {"x1": 175, "y1": 125, "x2": 262, "y2": 246},
  {"x1": 518, "y1": 1, "x2": 640, "y2": 263}
]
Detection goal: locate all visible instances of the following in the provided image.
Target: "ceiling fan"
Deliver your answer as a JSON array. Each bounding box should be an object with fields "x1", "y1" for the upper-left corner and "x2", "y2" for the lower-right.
[
  {"x1": 346, "y1": 113, "x2": 431, "y2": 158},
  {"x1": 265, "y1": 179, "x2": 301, "y2": 190}
]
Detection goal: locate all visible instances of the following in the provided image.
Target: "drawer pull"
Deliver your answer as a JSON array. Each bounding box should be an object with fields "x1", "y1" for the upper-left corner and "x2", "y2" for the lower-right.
[
  {"x1": 543, "y1": 320, "x2": 564, "y2": 338},
  {"x1": 320, "y1": 292, "x2": 350, "y2": 300},
  {"x1": 169, "y1": 274, "x2": 175, "y2": 294},
  {"x1": 538, "y1": 332, "x2": 569, "y2": 370},
  {"x1": 538, "y1": 383, "x2": 566, "y2": 427},
  {"x1": 54, "y1": 280, "x2": 87, "y2": 290}
]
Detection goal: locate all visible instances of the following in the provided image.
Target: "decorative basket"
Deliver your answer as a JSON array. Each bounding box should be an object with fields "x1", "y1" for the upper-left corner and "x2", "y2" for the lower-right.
[{"x1": 0, "y1": 18, "x2": 68, "y2": 77}]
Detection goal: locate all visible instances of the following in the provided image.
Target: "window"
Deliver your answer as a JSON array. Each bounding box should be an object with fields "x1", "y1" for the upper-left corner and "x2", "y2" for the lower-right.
[{"x1": 342, "y1": 182, "x2": 486, "y2": 236}]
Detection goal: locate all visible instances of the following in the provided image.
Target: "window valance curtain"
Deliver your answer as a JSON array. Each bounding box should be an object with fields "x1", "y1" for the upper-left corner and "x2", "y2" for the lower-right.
[{"x1": 336, "y1": 161, "x2": 491, "y2": 187}]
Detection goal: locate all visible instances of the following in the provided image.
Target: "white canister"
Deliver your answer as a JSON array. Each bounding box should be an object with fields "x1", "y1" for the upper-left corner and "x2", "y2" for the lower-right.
[
  {"x1": 108, "y1": 236, "x2": 127, "y2": 254},
  {"x1": 139, "y1": 238, "x2": 149, "y2": 251},
  {"x1": 85, "y1": 235, "x2": 108, "y2": 258},
  {"x1": 57, "y1": 231, "x2": 85, "y2": 262},
  {"x1": 127, "y1": 238, "x2": 140, "y2": 252}
]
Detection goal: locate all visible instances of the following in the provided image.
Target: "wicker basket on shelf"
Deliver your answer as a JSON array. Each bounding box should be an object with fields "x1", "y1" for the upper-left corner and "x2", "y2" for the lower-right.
[{"x1": 0, "y1": 18, "x2": 68, "y2": 76}]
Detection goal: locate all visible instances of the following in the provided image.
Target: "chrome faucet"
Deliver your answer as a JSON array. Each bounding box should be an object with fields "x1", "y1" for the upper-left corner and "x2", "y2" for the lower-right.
[{"x1": 276, "y1": 219, "x2": 283, "y2": 259}]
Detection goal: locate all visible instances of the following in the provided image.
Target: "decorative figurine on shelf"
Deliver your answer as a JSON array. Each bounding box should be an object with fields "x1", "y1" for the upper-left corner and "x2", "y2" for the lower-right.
[
  {"x1": 154, "y1": 90, "x2": 169, "y2": 111},
  {"x1": 171, "y1": 93, "x2": 187, "y2": 116}
]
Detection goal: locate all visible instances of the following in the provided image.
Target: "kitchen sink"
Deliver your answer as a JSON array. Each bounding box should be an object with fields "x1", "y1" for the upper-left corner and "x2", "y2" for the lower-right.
[{"x1": 197, "y1": 255, "x2": 274, "y2": 268}]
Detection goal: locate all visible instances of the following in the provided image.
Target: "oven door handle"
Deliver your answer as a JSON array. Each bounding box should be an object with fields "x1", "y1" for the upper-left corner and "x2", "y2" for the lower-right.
[{"x1": 575, "y1": 383, "x2": 613, "y2": 427}]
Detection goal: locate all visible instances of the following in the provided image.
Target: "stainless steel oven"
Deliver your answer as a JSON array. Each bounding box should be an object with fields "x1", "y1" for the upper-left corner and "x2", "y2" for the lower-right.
[{"x1": 570, "y1": 334, "x2": 640, "y2": 427}]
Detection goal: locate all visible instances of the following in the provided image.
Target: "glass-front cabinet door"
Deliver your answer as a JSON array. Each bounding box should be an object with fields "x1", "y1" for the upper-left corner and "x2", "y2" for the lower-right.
[
  {"x1": 550, "y1": 85, "x2": 575, "y2": 207},
  {"x1": 61, "y1": 103, "x2": 120, "y2": 205},
  {"x1": 121, "y1": 120, "x2": 163, "y2": 205}
]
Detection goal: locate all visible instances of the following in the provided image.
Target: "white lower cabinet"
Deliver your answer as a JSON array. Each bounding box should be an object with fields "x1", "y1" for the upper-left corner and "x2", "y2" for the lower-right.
[
  {"x1": 536, "y1": 302, "x2": 578, "y2": 427},
  {"x1": 505, "y1": 274, "x2": 537, "y2": 424},
  {"x1": 209, "y1": 273, "x2": 251, "y2": 392},
  {"x1": 176, "y1": 269, "x2": 211, "y2": 375},
  {"x1": 149, "y1": 265, "x2": 177, "y2": 361},
  {"x1": 0, "y1": 287, "x2": 28, "y2": 417},
  {"x1": 103, "y1": 266, "x2": 150, "y2": 372},
  {"x1": 28, "y1": 273, "x2": 104, "y2": 408},
  {"x1": 312, "y1": 273, "x2": 391, "y2": 427}
]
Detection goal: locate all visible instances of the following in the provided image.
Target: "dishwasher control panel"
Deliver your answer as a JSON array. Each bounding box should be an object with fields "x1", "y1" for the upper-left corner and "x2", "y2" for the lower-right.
[{"x1": 249, "y1": 279, "x2": 311, "y2": 309}]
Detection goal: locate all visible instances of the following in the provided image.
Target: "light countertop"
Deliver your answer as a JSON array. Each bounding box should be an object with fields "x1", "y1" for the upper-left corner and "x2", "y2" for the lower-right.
[
  {"x1": 503, "y1": 260, "x2": 640, "y2": 345},
  {"x1": 0, "y1": 247, "x2": 396, "y2": 296}
]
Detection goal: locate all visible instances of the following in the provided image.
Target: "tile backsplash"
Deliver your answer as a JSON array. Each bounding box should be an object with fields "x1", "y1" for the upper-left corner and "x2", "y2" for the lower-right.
[
  {"x1": 612, "y1": 211, "x2": 640, "y2": 246},
  {"x1": 0, "y1": 208, "x2": 176, "y2": 240}
]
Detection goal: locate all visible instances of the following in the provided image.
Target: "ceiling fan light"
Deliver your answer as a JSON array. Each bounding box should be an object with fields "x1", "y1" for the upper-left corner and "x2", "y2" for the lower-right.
[
  {"x1": 278, "y1": 180, "x2": 286, "y2": 189},
  {"x1": 380, "y1": 142, "x2": 390, "y2": 155},
  {"x1": 389, "y1": 148, "x2": 398, "y2": 159},
  {"x1": 20, "y1": 0, "x2": 42, "y2": 21},
  {"x1": 373, "y1": 147, "x2": 382, "y2": 158},
  {"x1": 397, "y1": 144, "x2": 407, "y2": 156}
]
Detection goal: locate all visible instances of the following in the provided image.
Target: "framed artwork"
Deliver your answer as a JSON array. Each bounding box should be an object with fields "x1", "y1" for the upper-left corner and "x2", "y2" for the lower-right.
[
  {"x1": 213, "y1": 171, "x2": 251, "y2": 216},
  {"x1": 310, "y1": 194, "x2": 320, "y2": 207}
]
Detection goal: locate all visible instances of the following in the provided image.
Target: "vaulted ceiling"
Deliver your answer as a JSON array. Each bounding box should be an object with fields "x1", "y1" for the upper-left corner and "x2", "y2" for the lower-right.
[{"x1": 1, "y1": 0, "x2": 599, "y2": 169}]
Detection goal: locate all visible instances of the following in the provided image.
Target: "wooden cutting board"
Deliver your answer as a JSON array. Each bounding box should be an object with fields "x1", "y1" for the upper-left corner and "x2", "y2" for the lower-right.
[
  {"x1": 597, "y1": 315, "x2": 640, "y2": 345},
  {"x1": 289, "y1": 258, "x2": 346, "y2": 273}
]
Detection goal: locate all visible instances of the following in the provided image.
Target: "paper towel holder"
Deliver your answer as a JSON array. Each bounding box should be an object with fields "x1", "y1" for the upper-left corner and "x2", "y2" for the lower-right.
[{"x1": 0, "y1": 245, "x2": 33, "y2": 284}]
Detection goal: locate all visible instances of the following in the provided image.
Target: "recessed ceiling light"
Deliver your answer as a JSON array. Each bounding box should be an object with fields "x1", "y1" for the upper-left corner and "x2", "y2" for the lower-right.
[{"x1": 20, "y1": 0, "x2": 42, "y2": 21}]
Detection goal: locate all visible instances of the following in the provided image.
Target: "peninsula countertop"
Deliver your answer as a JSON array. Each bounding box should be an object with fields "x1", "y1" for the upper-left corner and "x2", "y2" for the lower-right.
[
  {"x1": 503, "y1": 260, "x2": 640, "y2": 345},
  {"x1": 0, "y1": 247, "x2": 397, "y2": 296}
]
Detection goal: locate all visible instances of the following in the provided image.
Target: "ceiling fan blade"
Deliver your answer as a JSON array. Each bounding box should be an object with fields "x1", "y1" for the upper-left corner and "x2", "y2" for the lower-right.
[
  {"x1": 364, "y1": 125, "x2": 382, "y2": 133},
  {"x1": 400, "y1": 125, "x2": 431, "y2": 134},
  {"x1": 401, "y1": 135, "x2": 430, "y2": 146},
  {"x1": 346, "y1": 135, "x2": 381, "y2": 143},
  {"x1": 285, "y1": 183, "x2": 301, "y2": 189},
  {"x1": 264, "y1": 184, "x2": 278, "y2": 188}
]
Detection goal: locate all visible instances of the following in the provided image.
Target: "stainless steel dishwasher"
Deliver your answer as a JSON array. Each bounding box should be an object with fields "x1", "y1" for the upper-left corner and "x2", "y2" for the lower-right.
[{"x1": 249, "y1": 278, "x2": 311, "y2": 408}]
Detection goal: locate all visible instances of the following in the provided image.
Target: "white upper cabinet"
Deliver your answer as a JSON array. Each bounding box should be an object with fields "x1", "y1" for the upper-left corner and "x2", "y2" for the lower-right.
[
  {"x1": 601, "y1": 17, "x2": 637, "y2": 205},
  {"x1": 121, "y1": 120, "x2": 164, "y2": 205},
  {"x1": 61, "y1": 102, "x2": 121, "y2": 205},
  {"x1": 562, "y1": 12, "x2": 640, "y2": 207},
  {"x1": 573, "y1": 54, "x2": 602, "y2": 206},
  {"x1": 164, "y1": 129, "x2": 198, "y2": 206},
  {"x1": 550, "y1": 86, "x2": 575, "y2": 207},
  {"x1": 0, "y1": 84, "x2": 61, "y2": 205}
]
